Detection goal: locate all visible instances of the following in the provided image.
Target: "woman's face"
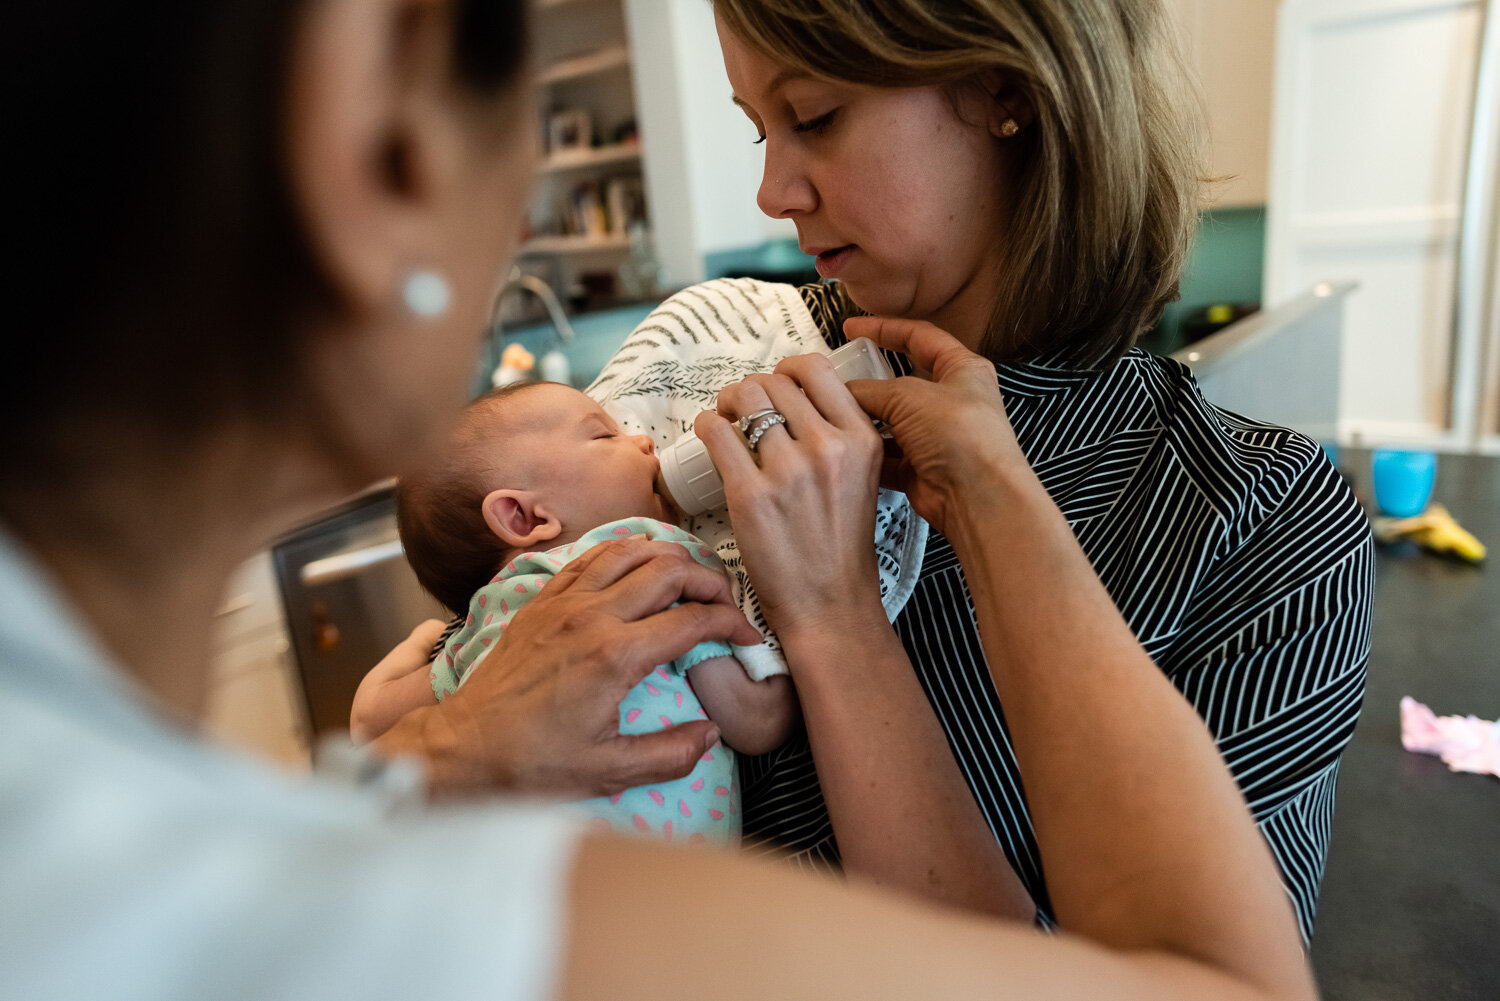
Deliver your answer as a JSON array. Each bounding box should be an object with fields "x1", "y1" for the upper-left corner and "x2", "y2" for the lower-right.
[
  {"x1": 717, "y1": 17, "x2": 1015, "y2": 347},
  {"x1": 371, "y1": 86, "x2": 539, "y2": 477}
]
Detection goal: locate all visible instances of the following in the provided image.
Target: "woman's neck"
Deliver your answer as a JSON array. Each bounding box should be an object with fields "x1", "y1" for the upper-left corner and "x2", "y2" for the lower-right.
[{"x1": 916, "y1": 279, "x2": 998, "y2": 355}]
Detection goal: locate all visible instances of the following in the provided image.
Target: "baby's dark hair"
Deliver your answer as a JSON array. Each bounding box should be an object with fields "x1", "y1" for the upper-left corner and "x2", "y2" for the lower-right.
[{"x1": 397, "y1": 382, "x2": 545, "y2": 615}]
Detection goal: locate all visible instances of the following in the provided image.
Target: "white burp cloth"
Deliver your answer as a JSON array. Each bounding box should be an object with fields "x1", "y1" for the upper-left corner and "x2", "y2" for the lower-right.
[{"x1": 587, "y1": 278, "x2": 929, "y2": 680}]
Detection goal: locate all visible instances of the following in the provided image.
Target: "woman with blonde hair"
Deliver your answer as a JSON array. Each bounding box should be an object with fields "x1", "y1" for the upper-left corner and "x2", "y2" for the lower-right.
[
  {"x1": 633, "y1": 0, "x2": 1371, "y2": 938},
  {"x1": 0, "y1": 1, "x2": 1349, "y2": 998}
]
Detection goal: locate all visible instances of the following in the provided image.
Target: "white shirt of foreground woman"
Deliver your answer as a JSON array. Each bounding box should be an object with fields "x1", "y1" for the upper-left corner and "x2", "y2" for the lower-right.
[{"x1": 0, "y1": 530, "x2": 579, "y2": 1001}]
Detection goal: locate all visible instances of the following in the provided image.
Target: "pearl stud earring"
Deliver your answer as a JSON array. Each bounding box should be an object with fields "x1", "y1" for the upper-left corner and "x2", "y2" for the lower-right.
[{"x1": 402, "y1": 269, "x2": 451, "y2": 318}]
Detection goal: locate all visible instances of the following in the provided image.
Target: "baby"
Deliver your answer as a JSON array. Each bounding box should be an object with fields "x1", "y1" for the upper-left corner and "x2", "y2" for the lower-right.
[{"x1": 351, "y1": 381, "x2": 797, "y2": 845}]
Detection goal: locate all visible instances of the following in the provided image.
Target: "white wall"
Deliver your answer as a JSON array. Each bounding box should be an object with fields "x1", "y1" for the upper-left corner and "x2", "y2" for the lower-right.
[{"x1": 625, "y1": 0, "x2": 794, "y2": 288}]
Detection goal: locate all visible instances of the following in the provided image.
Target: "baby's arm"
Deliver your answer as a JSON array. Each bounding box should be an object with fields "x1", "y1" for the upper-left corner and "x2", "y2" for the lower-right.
[
  {"x1": 349, "y1": 618, "x2": 445, "y2": 744},
  {"x1": 687, "y1": 658, "x2": 799, "y2": 755}
]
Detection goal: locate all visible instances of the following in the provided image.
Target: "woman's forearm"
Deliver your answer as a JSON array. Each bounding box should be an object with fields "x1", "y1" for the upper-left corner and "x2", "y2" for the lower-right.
[
  {"x1": 780, "y1": 603, "x2": 1035, "y2": 919},
  {"x1": 945, "y1": 467, "x2": 1311, "y2": 994}
]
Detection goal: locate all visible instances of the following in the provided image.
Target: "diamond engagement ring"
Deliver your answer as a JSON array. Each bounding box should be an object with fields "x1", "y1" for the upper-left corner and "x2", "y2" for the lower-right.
[{"x1": 740, "y1": 409, "x2": 787, "y2": 452}]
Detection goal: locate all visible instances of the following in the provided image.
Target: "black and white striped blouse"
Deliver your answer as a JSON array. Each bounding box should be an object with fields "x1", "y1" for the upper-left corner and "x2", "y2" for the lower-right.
[{"x1": 737, "y1": 283, "x2": 1373, "y2": 942}]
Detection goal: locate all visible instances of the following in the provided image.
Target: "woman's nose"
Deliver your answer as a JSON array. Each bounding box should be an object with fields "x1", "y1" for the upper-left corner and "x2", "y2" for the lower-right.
[{"x1": 756, "y1": 141, "x2": 817, "y2": 218}]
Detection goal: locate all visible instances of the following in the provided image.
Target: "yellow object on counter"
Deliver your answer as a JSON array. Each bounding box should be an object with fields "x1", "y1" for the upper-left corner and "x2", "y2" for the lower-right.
[{"x1": 1371, "y1": 504, "x2": 1487, "y2": 564}]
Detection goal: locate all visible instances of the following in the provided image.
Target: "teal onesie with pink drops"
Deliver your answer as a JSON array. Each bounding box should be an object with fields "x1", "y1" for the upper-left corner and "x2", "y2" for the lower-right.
[{"x1": 431, "y1": 516, "x2": 741, "y2": 845}]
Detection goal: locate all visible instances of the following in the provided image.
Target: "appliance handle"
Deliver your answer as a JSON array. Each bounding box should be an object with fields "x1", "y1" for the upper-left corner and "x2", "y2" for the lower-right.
[{"x1": 300, "y1": 539, "x2": 406, "y2": 586}]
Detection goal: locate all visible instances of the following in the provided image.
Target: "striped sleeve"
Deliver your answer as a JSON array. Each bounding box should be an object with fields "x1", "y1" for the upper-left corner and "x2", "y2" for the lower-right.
[{"x1": 1159, "y1": 437, "x2": 1374, "y2": 940}]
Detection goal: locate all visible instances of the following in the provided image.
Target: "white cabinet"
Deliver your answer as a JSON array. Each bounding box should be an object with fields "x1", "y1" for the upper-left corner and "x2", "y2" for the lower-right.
[{"x1": 1165, "y1": 0, "x2": 1278, "y2": 207}]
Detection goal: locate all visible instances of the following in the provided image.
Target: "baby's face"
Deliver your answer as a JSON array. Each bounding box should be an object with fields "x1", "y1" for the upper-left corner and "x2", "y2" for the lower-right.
[{"x1": 502, "y1": 384, "x2": 678, "y2": 532}]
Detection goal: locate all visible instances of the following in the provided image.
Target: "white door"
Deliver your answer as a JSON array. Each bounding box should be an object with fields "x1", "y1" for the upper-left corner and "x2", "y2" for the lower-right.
[{"x1": 1266, "y1": 0, "x2": 1495, "y2": 449}]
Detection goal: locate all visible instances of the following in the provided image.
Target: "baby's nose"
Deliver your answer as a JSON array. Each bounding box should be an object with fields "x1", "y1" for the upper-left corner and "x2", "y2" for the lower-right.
[{"x1": 633, "y1": 434, "x2": 655, "y2": 455}]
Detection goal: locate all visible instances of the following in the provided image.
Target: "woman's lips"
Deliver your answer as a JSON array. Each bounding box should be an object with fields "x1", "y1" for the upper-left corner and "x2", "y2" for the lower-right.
[{"x1": 814, "y1": 245, "x2": 855, "y2": 279}]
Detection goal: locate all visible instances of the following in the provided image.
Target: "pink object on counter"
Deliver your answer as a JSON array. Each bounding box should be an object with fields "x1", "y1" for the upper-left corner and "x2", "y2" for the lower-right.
[{"x1": 1399, "y1": 697, "x2": 1500, "y2": 778}]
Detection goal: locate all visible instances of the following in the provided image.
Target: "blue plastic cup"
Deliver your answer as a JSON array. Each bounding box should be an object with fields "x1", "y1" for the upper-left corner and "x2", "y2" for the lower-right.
[{"x1": 1371, "y1": 449, "x2": 1437, "y2": 517}]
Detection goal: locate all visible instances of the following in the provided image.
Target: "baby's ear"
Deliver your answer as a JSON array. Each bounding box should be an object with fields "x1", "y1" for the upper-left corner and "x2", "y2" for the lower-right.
[{"x1": 481, "y1": 489, "x2": 563, "y2": 549}]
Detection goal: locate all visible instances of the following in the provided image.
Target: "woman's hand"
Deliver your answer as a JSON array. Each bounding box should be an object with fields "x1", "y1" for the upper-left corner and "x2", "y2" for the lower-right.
[
  {"x1": 698, "y1": 350, "x2": 1037, "y2": 918},
  {"x1": 375, "y1": 538, "x2": 762, "y2": 799},
  {"x1": 695, "y1": 352, "x2": 887, "y2": 640},
  {"x1": 841, "y1": 316, "x2": 1033, "y2": 537}
]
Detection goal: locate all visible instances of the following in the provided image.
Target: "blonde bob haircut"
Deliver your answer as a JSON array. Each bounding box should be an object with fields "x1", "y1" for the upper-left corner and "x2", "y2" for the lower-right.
[{"x1": 712, "y1": 0, "x2": 1210, "y2": 366}]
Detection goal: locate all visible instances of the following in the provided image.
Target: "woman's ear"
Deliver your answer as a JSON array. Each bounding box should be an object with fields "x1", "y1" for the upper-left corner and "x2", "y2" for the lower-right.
[
  {"x1": 283, "y1": 0, "x2": 463, "y2": 318},
  {"x1": 482, "y1": 489, "x2": 563, "y2": 549},
  {"x1": 974, "y1": 70, "x2": 1036, "y2": 139}
]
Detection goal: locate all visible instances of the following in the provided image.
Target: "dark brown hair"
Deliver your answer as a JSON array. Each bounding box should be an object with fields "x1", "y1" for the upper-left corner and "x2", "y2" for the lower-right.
[
  {"x1": 1, "y1": 1, "x2": 529, "y2": 493},
  {"x1": 396, "y1": 382, "x2": 543, "y2": 615},
  {"x1": 713, "y1": 0, "x2": 1209, "y2": 367}
]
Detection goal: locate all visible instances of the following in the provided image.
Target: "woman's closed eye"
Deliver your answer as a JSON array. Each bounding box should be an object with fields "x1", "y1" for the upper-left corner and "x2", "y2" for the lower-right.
[
  {"x1": 750, "y1": 108, "x2": 840, "y2": 144},
  {"x1": 792, "y1": 108, "x2": 839, "y2": 135}
]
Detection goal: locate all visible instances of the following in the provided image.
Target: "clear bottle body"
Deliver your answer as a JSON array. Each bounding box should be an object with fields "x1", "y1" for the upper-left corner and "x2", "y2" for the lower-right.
[{"x1": 656, "y1": 338, "x2": 893, "y2": 516}]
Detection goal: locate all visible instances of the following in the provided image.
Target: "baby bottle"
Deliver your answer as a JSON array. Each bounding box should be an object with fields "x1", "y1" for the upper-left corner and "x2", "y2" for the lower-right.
[{"x1": 657, "y1": 338, "x2": 895, "y2": 516}]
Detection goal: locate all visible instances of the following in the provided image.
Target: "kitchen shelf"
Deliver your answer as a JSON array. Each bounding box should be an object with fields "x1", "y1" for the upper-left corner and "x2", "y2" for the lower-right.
[
  {"x1": 519, "y1": 232, "x2": 634, "y2": 256},
  {"x1": 537, "y1": 43, "x2": 629, "y2": 85},
  {"x1": 542, "y1": 144, "x2": 640, "y2": 174}
]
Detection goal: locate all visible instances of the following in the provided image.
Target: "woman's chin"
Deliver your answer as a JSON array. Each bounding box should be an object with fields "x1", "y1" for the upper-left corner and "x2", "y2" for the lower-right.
[{"x1": 838, "y1": 278, "x2": 913, "y2": 321}]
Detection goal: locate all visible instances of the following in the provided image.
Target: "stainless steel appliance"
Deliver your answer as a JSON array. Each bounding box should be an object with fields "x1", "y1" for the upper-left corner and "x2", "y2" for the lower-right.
[{"x1": 272, "y1": 485, "x2": 446, "y2": 736}]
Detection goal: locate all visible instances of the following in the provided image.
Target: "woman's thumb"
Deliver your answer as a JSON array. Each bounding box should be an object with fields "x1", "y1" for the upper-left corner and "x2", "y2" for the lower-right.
[{"x1": 845, "y1": 377, "x2": 896, "y2": 423}]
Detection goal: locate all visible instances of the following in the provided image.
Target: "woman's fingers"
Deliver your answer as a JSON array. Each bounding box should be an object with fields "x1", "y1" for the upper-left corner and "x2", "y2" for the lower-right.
[
  {"x1": 715, "y1": 376, "x2": 776, "y2": 422},
  {"x1": 772, "y1": 352, "x2": 870, "y2": 431},
  {"x1": 547, "y1": 536, "x2": 728, "y2": 609},
  {"x1": 585, "y1": 722, "x2": 722, "y2": 796},
  {"x1": 695, "y1": 409, "x2": 762, "y2": 483},
  {"x1": 544, "y1": 534, "x2": 664, "y2": 594},
  {"x1": 843, "y1": 376, "x2": 901, "y2": 428},
  {"x1": 609, "y1": 601, "x2": 763, "y2": 683},
  {"x1": 843, "y1": 315, "x2": 995, "y2": 383},
  {"x1": 542, "y1": 539, "x2": 759, "y2": 644}
]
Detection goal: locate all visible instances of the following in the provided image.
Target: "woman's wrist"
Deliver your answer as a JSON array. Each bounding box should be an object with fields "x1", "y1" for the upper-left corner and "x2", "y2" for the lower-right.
[
  {"x1": 777, "y1": 598, "x2": 901, "y2": 682},
  {"x1": 374, "y1": 697, "x2": 501, "y2": 799},
  {"x1": 943, "y1": 451, "x2": 1060, "y2": 556}
]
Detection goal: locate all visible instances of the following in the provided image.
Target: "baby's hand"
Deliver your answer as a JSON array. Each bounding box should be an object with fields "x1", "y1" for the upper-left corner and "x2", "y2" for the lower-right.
[{"x1": 686, "y1": 656, "x2": 799, "y2": 755}]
